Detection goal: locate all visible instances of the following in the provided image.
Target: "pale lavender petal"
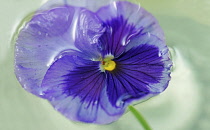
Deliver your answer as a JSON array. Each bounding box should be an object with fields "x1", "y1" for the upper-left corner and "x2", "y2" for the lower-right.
[
  {"x1": 74, "y1": 9, "x2": 105, "y2": 60},
  {"x1": 15, "y1": 6, "x2": 77, "y2": 96},
  {"x1": 40, "y1": 0, "x2": 118, "y2": 12},
  {"x1": 15, "y1": 5, "x2": 104, "y2": 96}
]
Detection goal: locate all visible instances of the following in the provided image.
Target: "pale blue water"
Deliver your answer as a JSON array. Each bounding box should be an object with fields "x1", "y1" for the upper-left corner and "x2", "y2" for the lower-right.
[{"x1": 0, "y1": 0, "x2": 210, "y2": 130}]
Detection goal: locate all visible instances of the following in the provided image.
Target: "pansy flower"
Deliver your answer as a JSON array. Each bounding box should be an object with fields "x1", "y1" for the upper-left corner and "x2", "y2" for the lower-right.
[{"x1": 15, "y1": 0, "x2": 172, "y2": 124}]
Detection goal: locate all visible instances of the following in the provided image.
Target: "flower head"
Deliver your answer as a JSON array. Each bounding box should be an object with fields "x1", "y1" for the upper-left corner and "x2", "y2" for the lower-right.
[{"x1": 15, "y1": 0, "x2": 172, "y2": 124}]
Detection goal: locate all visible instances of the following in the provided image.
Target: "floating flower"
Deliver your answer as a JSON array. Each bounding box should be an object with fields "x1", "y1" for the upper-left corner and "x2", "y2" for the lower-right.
[{"x1": 15, "y1": 0, "x2": 172, "y2": 124}]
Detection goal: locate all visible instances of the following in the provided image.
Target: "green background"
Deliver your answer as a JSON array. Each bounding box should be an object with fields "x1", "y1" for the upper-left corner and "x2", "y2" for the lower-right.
[{"x1": 1, "y1": 0, "x2": 210, "y2": 129}]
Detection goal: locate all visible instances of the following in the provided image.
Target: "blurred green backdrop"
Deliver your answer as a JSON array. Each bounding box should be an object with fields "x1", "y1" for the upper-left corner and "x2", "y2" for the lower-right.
[{"x1": 1, "y1": 0, "x2": 210, "y2": 130}]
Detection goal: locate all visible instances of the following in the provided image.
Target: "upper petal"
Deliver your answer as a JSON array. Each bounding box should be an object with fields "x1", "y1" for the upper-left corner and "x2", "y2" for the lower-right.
[
  {"x1": 40, "y1": 0, "x2": 118, "y2": 12},
  {"x1": 96, "y1": 1, "x2": 165, "y2": 57},
  {"x1": 98, "y1": 15, "x2": 139, "y2": 57},
  {"x1": 15, "y1": 5, "x2": 104, "y2": 96},
  {"x1": 74, "y1": 9, "x2": 105, "y2": 60},
  {"x1": 15, "y1": 6, "x2": 78, "y2": 96},
  {"x1": 97, "y1": 1, "x2": 164, "y2": 40}
]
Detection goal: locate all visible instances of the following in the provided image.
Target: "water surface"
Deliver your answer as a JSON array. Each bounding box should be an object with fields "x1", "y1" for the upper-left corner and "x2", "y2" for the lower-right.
[{"x1": 0, "y1": 0, "x2": 210, "y2": 130}]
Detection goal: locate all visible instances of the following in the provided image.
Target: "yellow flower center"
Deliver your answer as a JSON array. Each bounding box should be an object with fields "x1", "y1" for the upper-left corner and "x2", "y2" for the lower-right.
[
  {"x1": 103, "y1": 60, "x2": 116, "y2": 71},
  {"x1": 101, "y1": 57, "x2": 116, "y2": 71}
]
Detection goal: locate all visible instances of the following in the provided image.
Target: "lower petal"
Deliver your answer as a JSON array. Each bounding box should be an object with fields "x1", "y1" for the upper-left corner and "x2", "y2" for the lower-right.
[
  {"x1": 105, "y1": 71, "x2": 151, "y2": 108},
  {"x1": 41, "y1": 55, "x2": 125, "y2": 124}
]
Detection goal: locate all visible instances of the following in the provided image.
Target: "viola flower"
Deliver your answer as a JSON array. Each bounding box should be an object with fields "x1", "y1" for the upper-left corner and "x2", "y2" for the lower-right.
[{"x1": 15, "y1": 1, "x2": 172, "y2": 124}]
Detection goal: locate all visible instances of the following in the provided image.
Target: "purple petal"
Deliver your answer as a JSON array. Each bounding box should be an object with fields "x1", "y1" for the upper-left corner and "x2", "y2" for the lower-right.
[
  {"x1": 96, "y1": 1, "x2": 165, "y2": 57},
  {"x1": 41, "y1": 55, "x2": 125, "y2": 124},
  {"x1": 97, "y1": 1, "x2": 164, "y2": 40},
  {"x1": 104, "y1": 34, "x2": 171, "y2": 108},
  {"x1": 15, "y1": 5, "x2": 105, "y2": 96},
  {"x1": 98, "y1": 15, "x2": 139, "y2": 57},
  {"x1": 115, "y1": 34, "x2": 172, "y2": 93},
  {"x1": 105, "y1": 72, "x2": 150, "y2": 109}
]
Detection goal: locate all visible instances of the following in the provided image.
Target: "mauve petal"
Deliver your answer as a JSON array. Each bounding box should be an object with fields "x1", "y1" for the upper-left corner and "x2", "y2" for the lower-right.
[
  {"x1": 97, "y1": 1, "x2": 164, "y2": 41},
  {"x1": 41, "y1": 55, "x2": 124, "y2": 124}
]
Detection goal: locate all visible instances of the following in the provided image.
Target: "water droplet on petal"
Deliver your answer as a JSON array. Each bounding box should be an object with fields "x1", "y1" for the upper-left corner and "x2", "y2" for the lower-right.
[
  {"x1": 158, "y1": 51, "x2": 163, "y2": 57},
  {"x1": 18, "y1": 77, "x2": 22, "y2": 82},
  {"x1": 23, "y1": 84, "x2": 27, "y2": 89},
  {"x1": 147, "y1": 32, "x2": 151, "y2": 37},
  {"x1": 159, "y1": 48, "x2": 168, "y2": 57},
  {"x1": 116, "y1": 94, "x2": 133, "y2": 107},
  {"x1": 169, "y1": 46, "x2": 177, "y2": 71},
  {"x1": 116, "y1": 100, "x2": 124, "y2": 107},
  {"x1": 83, "y1": 102, "x2": 89, "y2": 109},
  {"x1": 94, "y1": 101, "x2": 98, "y2": 105},
  {"x1": 50, "y1": 97, "x2": 56, "y2": 102},
  {"x1": 39, "y1": 91, "x2": 44, "y2": 96}
]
